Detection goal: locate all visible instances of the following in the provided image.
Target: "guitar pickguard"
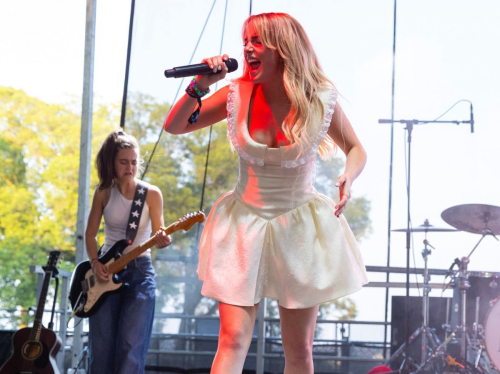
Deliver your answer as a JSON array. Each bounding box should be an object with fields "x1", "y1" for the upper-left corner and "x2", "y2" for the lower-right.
[{"x1": 82, "y1": 258, "x2": 122, "y2": 313}]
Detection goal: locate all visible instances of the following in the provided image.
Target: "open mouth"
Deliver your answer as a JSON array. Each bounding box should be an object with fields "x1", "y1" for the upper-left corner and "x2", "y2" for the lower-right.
[{"x1": 247, "y1": 58, "x2": 261, "y2": 73}]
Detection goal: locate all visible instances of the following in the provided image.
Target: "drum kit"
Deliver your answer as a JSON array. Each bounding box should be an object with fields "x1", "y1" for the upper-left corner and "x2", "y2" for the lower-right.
[{"x1": 386, "y1": 203, "x2": 500, "y2": 374}]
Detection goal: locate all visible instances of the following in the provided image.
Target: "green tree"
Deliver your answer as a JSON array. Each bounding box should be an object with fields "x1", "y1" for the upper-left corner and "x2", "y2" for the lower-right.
[{"x1": 0, "y1": 87, "x2": 115, "y2": 326}]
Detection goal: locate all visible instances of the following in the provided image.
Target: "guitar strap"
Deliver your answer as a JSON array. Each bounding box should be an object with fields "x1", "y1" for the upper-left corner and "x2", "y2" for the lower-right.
[{"x1": 125, "y1": 180, "x2": 149, "y2": 245}]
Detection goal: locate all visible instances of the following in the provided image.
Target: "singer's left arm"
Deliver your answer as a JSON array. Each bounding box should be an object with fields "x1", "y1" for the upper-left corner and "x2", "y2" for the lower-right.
[{"x1": 327, "y1": 102, "x2": 367, "y2": 216}]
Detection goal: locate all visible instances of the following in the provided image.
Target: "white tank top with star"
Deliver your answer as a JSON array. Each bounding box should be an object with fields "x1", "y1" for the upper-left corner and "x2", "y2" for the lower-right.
[{"x1": 101, "y1": 185, "x2": 152, "y2": 256}]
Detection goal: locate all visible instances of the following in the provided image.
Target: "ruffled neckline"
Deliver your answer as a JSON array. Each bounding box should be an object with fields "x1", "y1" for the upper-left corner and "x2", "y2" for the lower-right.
[{"x1": 226, "y1": 81, "x2": 338, "y2": 168}]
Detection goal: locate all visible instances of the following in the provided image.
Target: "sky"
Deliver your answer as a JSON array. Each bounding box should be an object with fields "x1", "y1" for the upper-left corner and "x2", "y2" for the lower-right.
[{"x1": 1, "y1": 0, "x2": 500, "y2": 338}]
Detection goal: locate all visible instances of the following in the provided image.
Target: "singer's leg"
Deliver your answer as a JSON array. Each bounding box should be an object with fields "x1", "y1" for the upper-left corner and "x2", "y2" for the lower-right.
[
  {"x1": 279, "y1": 304, "x2": 319, "y2": 374},
  {"x1": 210, "y1": 302, "x2": 259, "y2": 374}
]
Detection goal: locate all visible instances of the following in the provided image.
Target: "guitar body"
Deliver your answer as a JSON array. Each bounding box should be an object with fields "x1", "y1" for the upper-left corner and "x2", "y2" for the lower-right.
[
  {"x1": 69, "y1": 212, "x2": 205, "y2": 318},
  {"x1": 0, "y1": 326, "x2": 62, "y2": 374},
  {"x1": 69, "y1": 239, "x2": 129, "y2": 318}
]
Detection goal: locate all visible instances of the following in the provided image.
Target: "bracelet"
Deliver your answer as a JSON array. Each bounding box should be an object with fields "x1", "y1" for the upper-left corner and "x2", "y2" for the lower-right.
[
  {"x1": 90, "y1": 258, "x2": 99, "y2": 266},
  {"x1": 185, "y1": 77, "x2": 210, "y2": 124},
  {"x1": 186, "y1": 77, "x2": 210, "y2": 98}
]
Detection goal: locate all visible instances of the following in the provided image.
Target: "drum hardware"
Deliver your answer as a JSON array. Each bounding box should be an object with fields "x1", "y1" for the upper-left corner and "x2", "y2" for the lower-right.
[
  {"x1": 418, "y1": 256, "x2": 473, "y2": 374},
  {"x1": 469, "y1": 324, "x2": 487, "y2": 372},
  {"x1": 458, "y1": 257, "x2": 471, "y2": 361},
  {"x1": 385, "y1": 328, "x2": 422, "y2": 372},
  {"x1": 392, "y1": 219, "x2": 458, "y2": 233},
  {"x1": 387, "y1": 204, "x2": 500, "y2": 373},
  {"x1": 440, "y1": 263, "x2": 500, "y2": 374},
  {"x1": 415, "y1": 331, "x2": 459, "y2": 373},
  {"x1": 420, "y1": 239, "x2": 443, "y2": 365},
  {"x1": 386, "y1": 230, "x2": 445, "y2": 372},
  {"x1": 435, "y1": 203, "x2": 500, "y2": 374}
]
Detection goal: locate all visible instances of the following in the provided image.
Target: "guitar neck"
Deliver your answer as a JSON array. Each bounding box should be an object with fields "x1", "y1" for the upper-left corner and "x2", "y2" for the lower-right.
[
  {"x1": 30, "y1": 271, "x2": 51, "y2": 341},
  {"x1": 108, "y1": 224, "x2": 177, "y2": 274}
]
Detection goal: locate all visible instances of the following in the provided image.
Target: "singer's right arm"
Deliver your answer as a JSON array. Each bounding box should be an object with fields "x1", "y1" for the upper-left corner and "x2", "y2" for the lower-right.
[{"x1": 164, "y1": 85, "x2": 229, "y2": 134}]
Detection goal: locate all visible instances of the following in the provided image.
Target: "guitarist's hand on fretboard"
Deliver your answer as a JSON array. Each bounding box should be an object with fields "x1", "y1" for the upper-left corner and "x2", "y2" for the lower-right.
[
  {"x1": 92, "y1": 261, "x2": 110, "y2": 282},
  {"x1": 154, "y1": 228, "x2": 172, "y2": 248}
]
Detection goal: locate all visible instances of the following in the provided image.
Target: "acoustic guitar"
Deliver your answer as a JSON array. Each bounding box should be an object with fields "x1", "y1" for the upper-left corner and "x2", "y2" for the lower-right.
[
  {"x1": 0, "y1": 250, "x2": 62, "y2": 374},
  {"x1": 69, "y1": 211, "x2": 205, "y2": 318}
]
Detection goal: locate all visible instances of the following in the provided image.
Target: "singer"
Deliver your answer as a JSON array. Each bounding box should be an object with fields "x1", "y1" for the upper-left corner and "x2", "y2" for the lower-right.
[{"x1": 164, "y1": 12, "x2": 368, "y2": 374}]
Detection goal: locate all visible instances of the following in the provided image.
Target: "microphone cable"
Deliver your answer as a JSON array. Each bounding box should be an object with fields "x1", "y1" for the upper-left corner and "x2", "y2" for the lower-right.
[
  {"x1": 141, "y1": 0, "x2": 218, "y2": 180},
  {"x1": 420, "y1": 99, "x2": 473, "y2": 125}
]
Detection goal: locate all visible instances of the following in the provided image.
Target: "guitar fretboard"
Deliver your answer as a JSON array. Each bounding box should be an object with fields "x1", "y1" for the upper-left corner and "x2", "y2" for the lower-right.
[
  {"x1": 28, "y1": 251, "x2": 60, "y2": 342},
  {"x1": 109, "y1": 236, "x2": 157, "y2": 274},
  {"x1": 29, "y1": 270, "x2": 52, "y2": 341}
]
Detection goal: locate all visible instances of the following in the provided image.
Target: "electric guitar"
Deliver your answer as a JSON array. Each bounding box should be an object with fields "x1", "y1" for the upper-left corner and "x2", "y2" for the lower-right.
[
  {"x1": 69, "y1": 211, "x2": 205, "y2": 318},
  {"x1": 0, "y1": 250, "x2": 62, "y2": 374}
]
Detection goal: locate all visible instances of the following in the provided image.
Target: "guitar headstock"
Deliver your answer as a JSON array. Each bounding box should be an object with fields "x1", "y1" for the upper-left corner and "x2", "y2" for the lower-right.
[
  {"x1": 43, "y1": 250, "x2": 61, "y2": 273},
  {"x1": 172, "y1": 211, "x2": 206, "y2": 232}
]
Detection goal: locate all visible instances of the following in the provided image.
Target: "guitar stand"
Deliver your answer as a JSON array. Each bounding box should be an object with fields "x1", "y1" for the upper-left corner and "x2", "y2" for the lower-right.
[
  {"x1": 69, "y1": 344, "x2": 89, "y2": 374},
  {"x1": 48, "y1": 274, "x2": 59, "y2": 331},
  {"x1": 41, "y1": 259, "x2": 60, "y2": 331}
]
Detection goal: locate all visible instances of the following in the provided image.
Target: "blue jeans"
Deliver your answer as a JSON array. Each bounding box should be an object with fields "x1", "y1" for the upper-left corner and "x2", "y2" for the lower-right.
[{"x1": 89, "y1": 257, "x2": 155, "y2": 374}]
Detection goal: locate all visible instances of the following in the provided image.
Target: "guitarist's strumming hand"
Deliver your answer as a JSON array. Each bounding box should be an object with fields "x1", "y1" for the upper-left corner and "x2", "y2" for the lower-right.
[
  {"x1": 92, "y1": 261, "x2": 110, "y2": 283},
  {"x1": 154, "y1": 228, "x2": 172, "y2": 248}
]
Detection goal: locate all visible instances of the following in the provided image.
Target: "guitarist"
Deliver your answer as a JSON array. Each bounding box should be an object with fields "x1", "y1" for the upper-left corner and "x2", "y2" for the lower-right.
[{"x1": 85, "y1": 130, "x2": 171, "y2": 374}]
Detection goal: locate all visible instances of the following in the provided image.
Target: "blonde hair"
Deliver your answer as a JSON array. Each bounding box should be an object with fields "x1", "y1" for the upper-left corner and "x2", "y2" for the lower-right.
[{"x1": 241, "y1": 13, "x2": 337, "y2": 158}]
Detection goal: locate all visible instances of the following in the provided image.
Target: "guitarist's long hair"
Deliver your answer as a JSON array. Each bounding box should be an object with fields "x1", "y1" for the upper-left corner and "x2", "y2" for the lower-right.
[{"x1": 95, "y1": 130, "x2": 143, "y2": 191}]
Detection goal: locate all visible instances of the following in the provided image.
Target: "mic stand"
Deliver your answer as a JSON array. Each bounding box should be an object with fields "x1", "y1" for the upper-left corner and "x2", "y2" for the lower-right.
[
  {"x1": 378, "y1": 116, "x2": 472, "y2": 372},
  {"x1": 48, "y1": 264, "x2": 60, "y2": 331}
]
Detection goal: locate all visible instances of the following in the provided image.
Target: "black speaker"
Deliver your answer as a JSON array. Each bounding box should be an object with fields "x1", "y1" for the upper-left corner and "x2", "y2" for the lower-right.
[{"x1": 390, "y1": 296, "x2": 450, "y2": 366}]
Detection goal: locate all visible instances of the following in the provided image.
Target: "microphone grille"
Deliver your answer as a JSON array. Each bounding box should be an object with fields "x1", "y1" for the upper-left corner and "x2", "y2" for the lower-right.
[{"x1": 226, "y1": 58, "x2": 238, "y2": 73}]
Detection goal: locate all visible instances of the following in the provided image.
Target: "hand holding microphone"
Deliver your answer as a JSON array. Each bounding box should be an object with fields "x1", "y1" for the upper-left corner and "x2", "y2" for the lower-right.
[
  {"x1": 165, "y1": 55, "x2": 238, "y2": 101},
  {"x1": 165, "y1": 54, "x2": 238, "y2": 83},
  {"x1": 164, "y1": 55, "x2": 237, "y2": 125}
]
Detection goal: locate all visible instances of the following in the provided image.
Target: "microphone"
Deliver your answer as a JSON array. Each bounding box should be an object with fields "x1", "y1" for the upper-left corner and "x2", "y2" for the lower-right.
[
  {"x1": 470, "y1": 103, "x2": 474, "y2": 133},
  {"x1": 164, "y1": 58, "x2": 238, "y2": 79},
  {"x1": 446, "y1": 257, "x2": 461, "y2": 277}
]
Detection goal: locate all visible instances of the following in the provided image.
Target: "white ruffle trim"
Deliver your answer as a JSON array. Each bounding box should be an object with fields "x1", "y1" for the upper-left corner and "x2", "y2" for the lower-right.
[
  {"x1": 281, "y1": 89, "x2": 338, "y2": 168},
  {"x1": 227, "y1": 83, "x2": 338, "y2": 168},
  {"x1": 227, "y1": 83, "x2": 265, "y2": 166}
]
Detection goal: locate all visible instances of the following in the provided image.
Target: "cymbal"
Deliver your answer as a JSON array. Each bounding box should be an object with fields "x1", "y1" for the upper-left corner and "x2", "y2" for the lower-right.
[
  {"x1": 392, "y1": 219, "x2": 458, "y2": 233},
  {"x1": 392, "y1": 227, "x2": 458, "y2": 233},
  {"x1": 441, "y1": 204, "x2": 500, "y2": 235}
]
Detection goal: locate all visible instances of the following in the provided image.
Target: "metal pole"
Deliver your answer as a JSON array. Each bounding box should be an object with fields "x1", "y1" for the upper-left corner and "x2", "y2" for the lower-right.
[
  {"x1": 383, "y1": 0, "x2": 397, "y2": 359},
  {"x1": 72, "y1": 0, "x2": 97, "y2": 368},
  {"x1": 119, "y1": 0, "x2": 135, "y2": 130},
  {"x1": 57, "y1": 275, "x2": 70, "y2": 372}
]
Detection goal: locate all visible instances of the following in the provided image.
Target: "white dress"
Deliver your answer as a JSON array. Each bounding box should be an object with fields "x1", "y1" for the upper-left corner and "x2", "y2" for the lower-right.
[{"x1": 197, "y1": 81, "x2": 368, "y2": 309}]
